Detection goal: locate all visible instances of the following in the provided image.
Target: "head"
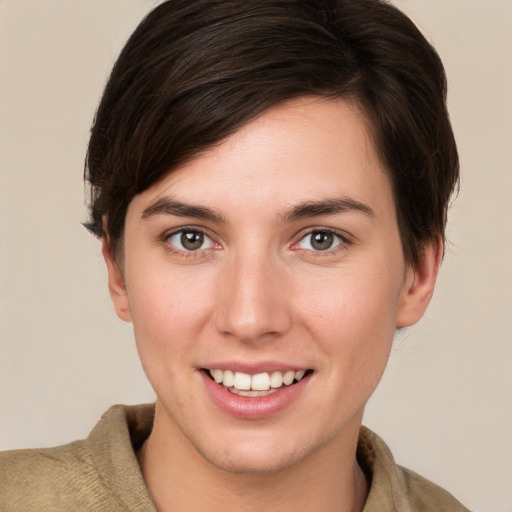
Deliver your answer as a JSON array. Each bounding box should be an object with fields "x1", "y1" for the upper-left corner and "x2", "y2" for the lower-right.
[
  {"x1": 85, "y1": 0, "x2": 459, "y2": 268},
  {"x1": 84, "y1": 0, "x2": 459, "y2": 476}
]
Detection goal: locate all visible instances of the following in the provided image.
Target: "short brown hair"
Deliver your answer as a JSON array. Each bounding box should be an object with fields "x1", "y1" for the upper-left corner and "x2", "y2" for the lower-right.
[{"x1": 85, "y1": 0, "x2": 459, "y2": 265}]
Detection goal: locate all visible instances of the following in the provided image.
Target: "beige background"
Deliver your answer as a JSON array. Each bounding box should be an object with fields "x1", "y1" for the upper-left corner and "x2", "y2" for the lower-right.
[{"x1": 0, "y1": 1, "x2": 510, "y2": 511}]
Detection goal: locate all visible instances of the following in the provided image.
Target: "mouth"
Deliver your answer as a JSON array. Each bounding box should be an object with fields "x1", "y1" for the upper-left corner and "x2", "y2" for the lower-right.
[{"x1": 204, "y1": 368, "x2": 313, "y2": 397}]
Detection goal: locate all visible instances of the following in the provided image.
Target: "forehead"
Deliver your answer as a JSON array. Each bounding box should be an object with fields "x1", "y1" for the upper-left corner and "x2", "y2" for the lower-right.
[{"x1": 128, "y1": 97, "x2": 393, "y2": 222}]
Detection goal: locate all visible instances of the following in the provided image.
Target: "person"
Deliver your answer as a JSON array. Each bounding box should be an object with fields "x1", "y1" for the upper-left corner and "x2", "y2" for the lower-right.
[{"x1": 0, "y1": 0, "x2": 470, "y2": 510}]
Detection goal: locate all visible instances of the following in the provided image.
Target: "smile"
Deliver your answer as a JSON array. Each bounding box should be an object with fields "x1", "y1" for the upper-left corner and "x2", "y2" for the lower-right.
[
  {"x1": 201, "y1": 367, "x2": 313, "y2": 419},
  {"x1": 207, "y1": 369, "x2": 310, "y2": 397}
]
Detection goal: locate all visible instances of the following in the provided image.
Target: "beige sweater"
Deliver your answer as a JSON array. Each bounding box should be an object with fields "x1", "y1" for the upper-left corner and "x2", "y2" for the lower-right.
[{"x1": 0, "y1": 404, "x2": 469, "y2": 511}]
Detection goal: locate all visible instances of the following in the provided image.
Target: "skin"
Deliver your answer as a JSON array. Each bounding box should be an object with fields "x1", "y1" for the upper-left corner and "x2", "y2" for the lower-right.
[{"x1": 104, "y1": 97, "x2": 441, "y2": 511}]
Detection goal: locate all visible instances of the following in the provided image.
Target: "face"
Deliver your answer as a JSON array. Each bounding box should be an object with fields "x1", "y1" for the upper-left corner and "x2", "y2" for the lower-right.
[{"x1": 105, "y1": 98, "x2": 438, "y2": 474}]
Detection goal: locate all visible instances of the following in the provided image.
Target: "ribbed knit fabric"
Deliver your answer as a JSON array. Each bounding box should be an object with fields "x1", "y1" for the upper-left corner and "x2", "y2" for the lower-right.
[
  {"x1": 356, "y1": 427, "x2": 470, "y2": 511},
  {"x1": 0, "y1": 404, "x2": 156, "y2": 512},
  {"x1": 0, "y1": 404, "x2": 469, "y2": 511}
]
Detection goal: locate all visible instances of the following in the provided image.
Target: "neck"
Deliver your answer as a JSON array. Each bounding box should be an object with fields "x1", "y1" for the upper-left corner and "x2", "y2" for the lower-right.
[{"x1": 137, "y1": 402, "x2": 369, "y2": 512}]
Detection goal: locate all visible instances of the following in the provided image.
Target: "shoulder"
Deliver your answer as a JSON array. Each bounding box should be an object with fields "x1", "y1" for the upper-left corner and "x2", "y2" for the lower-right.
[
  {"x1": 0, "y1": 404, "x2": 155, "y2": 512},
  {"x1": 397, "y1": 465, "x2": 471, "y2": 512},
  {"x1": 358, "y1": 426, "x2": 470, "y2": 511},
  {"x1": 0, "y1": 440, "x2": 110, "y2": 510}
]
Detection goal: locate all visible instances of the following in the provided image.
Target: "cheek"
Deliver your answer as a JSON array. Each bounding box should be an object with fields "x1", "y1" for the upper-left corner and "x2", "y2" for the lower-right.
[
  {"x1": 297, "y1": 266, "x2": 402, "y2": 419},
  {"x1": 297, "y1": 262, "x2": 403, "y2": 364},
  {"x1": 126, "y1": 266, "x2": 216, "y2": 363}
]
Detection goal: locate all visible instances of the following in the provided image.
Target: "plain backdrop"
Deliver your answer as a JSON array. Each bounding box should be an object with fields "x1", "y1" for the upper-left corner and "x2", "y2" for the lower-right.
[{"x1": 0, "y1": 1, "x2": 510, "y2": 511}]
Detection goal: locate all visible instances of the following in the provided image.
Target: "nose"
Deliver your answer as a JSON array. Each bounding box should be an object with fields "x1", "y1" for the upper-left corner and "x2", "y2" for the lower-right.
[{"x1": 214, "y1": 250, "x2": 293, "y2": 343}]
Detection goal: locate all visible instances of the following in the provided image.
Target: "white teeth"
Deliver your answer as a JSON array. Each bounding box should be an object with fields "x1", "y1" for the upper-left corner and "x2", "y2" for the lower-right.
[
  {"x1": 283, "y1": 370, "x2": 295, "y2": 386},
  {"x1": 270, "y1": 371, "x2": 283, "y2": 388},
  {"x1": 251, "y1": 372, "x2": 270, "y2": 391},
  {"x1": 294, "y1": 370, "x2": 306, "y2": 381},
  {"x1": 223, "y1": 370, "x2": 235, "y2": 387},
  {"x1": 233, "y1": 372, "x2": 251, "y2": 390},
  {"x1": 208, "y1": 369, "x2": 309, "y2": 392},
  {"x1": 211, "y1": 369, "x2": 223, "y2": 383},
  {"x1": 230, "y1": 388, "x2": 279, "y2": 397}
]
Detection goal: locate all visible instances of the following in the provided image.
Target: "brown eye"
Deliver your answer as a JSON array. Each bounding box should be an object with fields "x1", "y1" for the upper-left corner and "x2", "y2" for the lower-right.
[
  {"x1": 311, "y1": 231, "x2": 334, "y2": 250},
  {"x1": 181, "y1": 231, "x2": 204, "y2": 250},
  {"x1": 297, "y1": 230, "x2": 342, "y2": 251},
  {"x1": 168, "y1": 230, "x2": 213, "y2": 251}
]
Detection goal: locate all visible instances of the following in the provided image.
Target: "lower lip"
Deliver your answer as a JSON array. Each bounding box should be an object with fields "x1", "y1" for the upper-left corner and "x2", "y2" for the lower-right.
[{"x1": 200, "y1": 371, "x2": 311, "y2": 420}]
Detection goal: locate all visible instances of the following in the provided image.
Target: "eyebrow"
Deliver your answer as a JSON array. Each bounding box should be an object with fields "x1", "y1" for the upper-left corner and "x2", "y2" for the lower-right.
[
  {"x1": 280, "y1": 197, "x2": 375, "y2": 222},
  {"x1": 141, "y1": 196, "x2": 374, "y2": 224},
  {"x1": 141, "y1": 198, "x2": 226, "y2": 223}
]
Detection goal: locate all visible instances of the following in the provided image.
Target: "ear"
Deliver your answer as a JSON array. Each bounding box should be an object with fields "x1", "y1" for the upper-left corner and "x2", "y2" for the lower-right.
[
  {"x1": 102, "y1": 237, "x2": 132, "y2": 323},
  {"x1": 395, "y1": 237, "x2": 443, "y2": 328}
]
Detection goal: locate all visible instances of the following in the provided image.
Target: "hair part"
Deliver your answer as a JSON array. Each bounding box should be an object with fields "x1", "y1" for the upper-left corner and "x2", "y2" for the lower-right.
[{"x1": 85, "y1": 0, "x2": 459, "y2": 265}]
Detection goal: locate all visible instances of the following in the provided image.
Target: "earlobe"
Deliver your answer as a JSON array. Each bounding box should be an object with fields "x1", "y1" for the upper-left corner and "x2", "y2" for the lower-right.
[
  {"x1": 102, "y1": 237, "x2": 132, "y2": 323},
  {"x1": 395, "y1": 238, "x2": 443, "y2": 328}
]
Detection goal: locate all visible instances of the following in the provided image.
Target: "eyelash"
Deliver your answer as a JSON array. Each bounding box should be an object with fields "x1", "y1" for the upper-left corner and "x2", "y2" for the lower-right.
[
  {"x1": 292, "y1": 228, "x2": 351, "y2": 257},
  {"x1": 161, "y1": 226, "x2": 352, "y2": 259},
  {"x1": 161, "y1": 227, "x2": 218, "y2": 258}
]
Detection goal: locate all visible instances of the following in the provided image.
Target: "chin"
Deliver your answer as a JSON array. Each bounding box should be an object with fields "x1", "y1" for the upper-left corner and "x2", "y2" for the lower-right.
[
  {"x1": 189, "y1": 423, "x2": 339, "y2": 476},
  {"x1": 196, "y1": 441, "x2": 311, "y2": 475}
]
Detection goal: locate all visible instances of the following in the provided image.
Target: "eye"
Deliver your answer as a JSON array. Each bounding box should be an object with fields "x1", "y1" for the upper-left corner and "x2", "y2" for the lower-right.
[
  {"x1": 297, "y1": 230, "x2": 343, "y2": 251},
  {"x1": 167, "y1": 229, "x2": 214, "y2": 251}
]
